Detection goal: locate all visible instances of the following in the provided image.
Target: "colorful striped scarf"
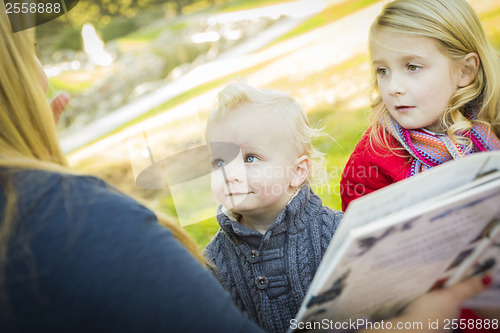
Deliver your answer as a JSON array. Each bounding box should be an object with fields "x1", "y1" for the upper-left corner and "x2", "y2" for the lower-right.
[{"x1": 380, "y1": 112, "x2": 500, "y2": 178}]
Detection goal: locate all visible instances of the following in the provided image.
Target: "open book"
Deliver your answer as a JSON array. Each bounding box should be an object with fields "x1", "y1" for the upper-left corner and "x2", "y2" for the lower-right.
[{"x1": 293, "y1": 151, "x2": 500, "y2": 329}]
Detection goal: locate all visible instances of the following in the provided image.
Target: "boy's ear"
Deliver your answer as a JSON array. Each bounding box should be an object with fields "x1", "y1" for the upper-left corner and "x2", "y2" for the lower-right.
[
  {"x1": 290, "y1": 155, "x2": 311, "y2": 188},
  {"x1": 457, "y1": 53, "x2": 480, "y2": 88}
]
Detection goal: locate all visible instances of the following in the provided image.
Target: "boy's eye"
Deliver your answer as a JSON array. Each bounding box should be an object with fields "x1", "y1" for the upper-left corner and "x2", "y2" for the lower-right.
[
  {"x1": 244, "y1": 155, "x2": 258, "y2": 163},
  {"x1": 213, "y1": 159, "x2": 226, "y2": 168},
  {"x1": 376, "y1": 67, "x2": 388, "y2": 76},
  {"x1": 407, "y1": 64, "x2": 420, "y2": 72}
]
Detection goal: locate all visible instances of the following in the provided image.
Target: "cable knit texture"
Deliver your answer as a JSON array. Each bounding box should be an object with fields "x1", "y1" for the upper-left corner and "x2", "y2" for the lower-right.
[{"x1": 204, "y1": 185, "x2": 343, "y2": 333}]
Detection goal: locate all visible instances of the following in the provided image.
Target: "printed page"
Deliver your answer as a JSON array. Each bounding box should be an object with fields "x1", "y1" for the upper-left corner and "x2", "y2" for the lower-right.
[{"x1": 295, "y1": 178, "x2": 500, "y2": 326}]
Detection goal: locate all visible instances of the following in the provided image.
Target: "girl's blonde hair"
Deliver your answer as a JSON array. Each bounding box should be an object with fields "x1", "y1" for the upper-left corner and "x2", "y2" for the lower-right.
[
  {"x1": 0, "y1": 6, "x2": 203, "y2": 301},
  {"x1": 368, "y1": 0, "x2": 500, "y2": 149},
  {"x1": 206, "y1": 81, "x2": 327, "y2": 185}
]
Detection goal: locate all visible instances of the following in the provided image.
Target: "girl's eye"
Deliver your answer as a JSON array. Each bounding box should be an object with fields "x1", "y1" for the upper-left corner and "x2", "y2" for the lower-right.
[
  {"x1": 376, "y1": 67, "x2": 388, "y2": 76},
  {"x1": 244, "y1": 155, "x2": 258, "y2": 163},
  {"x1": 407, "y1": 64, "x2": 421, "y2": 72},
  {"x1": 213, "y1": 159, "x2": 226, "y2": 168}
]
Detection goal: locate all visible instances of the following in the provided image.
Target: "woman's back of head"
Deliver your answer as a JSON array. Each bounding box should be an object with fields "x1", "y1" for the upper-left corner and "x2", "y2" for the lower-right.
[
  {"x1": 0, "y1": 6, "x2": 204, "y2": 298},
  {"x1": 0, "y1": 6, "x2": 67, "y2": 171}
]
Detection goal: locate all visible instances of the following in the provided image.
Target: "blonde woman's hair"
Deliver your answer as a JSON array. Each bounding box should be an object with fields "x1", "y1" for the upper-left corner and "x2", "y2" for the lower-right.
[
  {"x1": 368, "y1": 0, "x2": 500, "y2": 149},
  {"x1": 0, "y1": 7, "x2": 203, "y2": 303},
  {"x1": 206, "y1": 81, "x2": 327, "y2": 185}
]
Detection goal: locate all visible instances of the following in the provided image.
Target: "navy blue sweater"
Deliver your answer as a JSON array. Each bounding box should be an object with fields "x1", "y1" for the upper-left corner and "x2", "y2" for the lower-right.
[{"x1": 0, "y1": 169, "x2": 264, "y2": 333}]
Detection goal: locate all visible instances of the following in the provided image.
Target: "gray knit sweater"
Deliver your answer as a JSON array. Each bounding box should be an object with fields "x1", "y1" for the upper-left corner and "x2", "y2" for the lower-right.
[{"x1": 203, "y1": 185, "x2": 343, "y2": 333}]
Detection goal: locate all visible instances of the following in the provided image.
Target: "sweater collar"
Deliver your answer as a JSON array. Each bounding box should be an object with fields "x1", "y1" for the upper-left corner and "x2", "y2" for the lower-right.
[{"x1": 217, "y1": 184, "x2": 321, "y2": 239}]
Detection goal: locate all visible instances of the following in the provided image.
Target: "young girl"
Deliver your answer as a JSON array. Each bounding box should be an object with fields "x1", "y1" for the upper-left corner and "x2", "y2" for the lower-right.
[
  {"x1": 340, "y1": 0, "x2": 500, "y2": 331},
  {"x1": 340, "y1": 0, "x2": 500, "y2": 211},
  {"x1": 203, "y1": 82, "x2": 343, "y2": 333}
]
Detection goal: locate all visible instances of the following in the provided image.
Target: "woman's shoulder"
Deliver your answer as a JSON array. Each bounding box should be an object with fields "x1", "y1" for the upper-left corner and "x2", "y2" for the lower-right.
[
  {"x1": 8, "y1": 168, "x2": 135, "y2": 205},
  {"x1": 4, "y1": 168, "x2": 157, "y2": 232},
  {"x1": 6, "y1": 168, "x2": 109, "y2": 197}
]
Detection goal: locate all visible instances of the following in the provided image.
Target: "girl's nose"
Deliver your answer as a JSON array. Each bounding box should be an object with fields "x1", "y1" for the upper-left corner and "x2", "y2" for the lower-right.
[{"x1": 388, "y1": 73, "x2": 405, "y2": 96}]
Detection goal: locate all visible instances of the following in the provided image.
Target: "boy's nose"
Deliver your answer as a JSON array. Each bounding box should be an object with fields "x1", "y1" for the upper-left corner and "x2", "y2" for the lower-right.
[
  {"x1": 224, "y1": 171, "x2": 243, "y2": 183},
  {"x1": 222, "y1": 159, "x2": 246, "y2": 184}
]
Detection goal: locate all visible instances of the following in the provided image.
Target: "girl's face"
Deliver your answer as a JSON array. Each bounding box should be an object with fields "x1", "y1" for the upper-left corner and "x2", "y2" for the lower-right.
[
  {"x1": 207, "y1": 104, "x2": 300, "y2": 220},
  {"x1": 371, "y1": 32, "x2": 462, "y2": 131}
]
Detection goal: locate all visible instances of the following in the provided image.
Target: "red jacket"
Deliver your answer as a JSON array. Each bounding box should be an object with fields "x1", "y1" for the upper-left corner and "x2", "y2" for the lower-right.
[{"x1": 340, "y1": 129, "x2": 411, "y2": 211}]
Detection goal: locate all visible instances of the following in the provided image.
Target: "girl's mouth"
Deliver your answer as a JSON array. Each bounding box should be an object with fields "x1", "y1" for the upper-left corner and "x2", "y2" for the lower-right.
[{"x1": 395, "y1": 105, "x2": 415, "y2": 112}]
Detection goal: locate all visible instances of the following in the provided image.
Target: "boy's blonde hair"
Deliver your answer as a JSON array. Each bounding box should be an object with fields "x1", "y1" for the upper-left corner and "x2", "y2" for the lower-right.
[
  {"x1": 206, "y1": 81, "x2": 327, "y2": 185},
  {"x1": 368, "y1": 0, "x2": 500, "y2": 149}
]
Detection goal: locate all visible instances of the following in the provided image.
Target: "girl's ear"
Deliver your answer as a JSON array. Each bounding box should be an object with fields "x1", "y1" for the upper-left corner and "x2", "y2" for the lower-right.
[
  {"x1": 457, "y1": 53, "x2": 480, "y2": 88},
  {"x1": 290, "y1": 155, "x2": 311, "y2": 188}
]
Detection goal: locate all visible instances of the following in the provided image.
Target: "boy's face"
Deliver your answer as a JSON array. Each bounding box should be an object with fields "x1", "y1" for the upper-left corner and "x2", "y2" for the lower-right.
[
  {"x1": 207, "y1": 104, "x2": 299, "y2": 219},
  {"x1": 370, "y1": 32, "x2": 462, "y2": 131}
]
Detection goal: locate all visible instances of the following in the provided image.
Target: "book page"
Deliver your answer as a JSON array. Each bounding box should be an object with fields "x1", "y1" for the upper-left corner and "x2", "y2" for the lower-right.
[{"x1": 296, "y1": 179, "x2": 500, "y2": 325}]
